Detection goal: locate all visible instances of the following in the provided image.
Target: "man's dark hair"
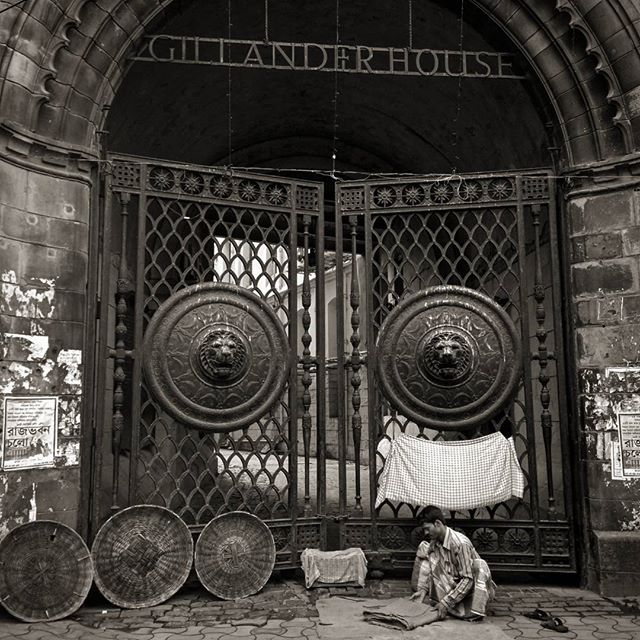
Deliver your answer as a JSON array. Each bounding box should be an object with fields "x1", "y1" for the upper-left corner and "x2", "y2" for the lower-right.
[{"x1": 421, "y1": 506, "x2": 446, "y2": 525}]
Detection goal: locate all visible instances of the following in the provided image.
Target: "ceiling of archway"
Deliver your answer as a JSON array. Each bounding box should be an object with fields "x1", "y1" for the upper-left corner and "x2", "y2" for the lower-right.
[{"x1": 107, "y1": 0, "x2": 553, "y2": 175}]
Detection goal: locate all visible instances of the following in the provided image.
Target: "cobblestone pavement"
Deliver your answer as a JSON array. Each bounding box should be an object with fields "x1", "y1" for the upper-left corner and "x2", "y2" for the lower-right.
[{"x1": 0, "y1": 576, "x2": 637, "y2": 639}]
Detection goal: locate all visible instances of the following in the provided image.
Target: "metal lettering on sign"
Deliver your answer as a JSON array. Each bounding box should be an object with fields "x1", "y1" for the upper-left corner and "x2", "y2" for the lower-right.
[
  {"x1": 376, "y1": 286, "x2": 521, "y2": 430},
  {"x1": 143, "y1": 283, "x2": 289, "y2": 432},
  {"x1": 132, "y1": 36, "x2": 525, "y2": 80}
]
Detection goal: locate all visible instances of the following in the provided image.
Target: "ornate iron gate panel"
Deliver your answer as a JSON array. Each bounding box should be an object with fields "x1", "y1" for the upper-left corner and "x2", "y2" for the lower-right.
[
  {"x1": 94, "y1": 155, "x2": 326, "y2": 568},
  {"x1": 335, "y1": 172, "x2": 576, "y2": 573}
]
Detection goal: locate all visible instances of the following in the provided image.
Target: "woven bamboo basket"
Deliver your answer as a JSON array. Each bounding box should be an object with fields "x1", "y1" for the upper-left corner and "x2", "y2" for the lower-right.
[
  {"x1": 195, "y1": 511, "x2": 275, "y2": 599},
  {"x1": 0, "y1": 520, "x2": 93, "y2": 622},
  {"x1": 91, "y1": 505, "x2": 193, "y2": 608}
]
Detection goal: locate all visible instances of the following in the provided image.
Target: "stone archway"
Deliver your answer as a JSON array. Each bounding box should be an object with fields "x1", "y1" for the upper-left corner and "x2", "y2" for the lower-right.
[
  {"x1": 0, "y1": 0, "x2": 638, "y2": 166},
  {"x1": 1, "y1": 0, "x2": 640, "y2": 593}
]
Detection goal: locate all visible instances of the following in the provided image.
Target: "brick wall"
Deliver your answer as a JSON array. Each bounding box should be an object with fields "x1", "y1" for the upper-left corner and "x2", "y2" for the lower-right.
[{"x1": 569, "y1": 183, "x2": 640, "y2": 595}]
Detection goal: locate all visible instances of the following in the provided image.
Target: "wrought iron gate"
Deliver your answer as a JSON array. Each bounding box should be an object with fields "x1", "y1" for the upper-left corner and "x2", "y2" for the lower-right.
[
  {"x1": 93, "y1": 159, "x2": 577, "y2": 573},
  {"x1": 93, "y1": 155, "x2": 326, "y2": 568},
  {"x1": 334, "y1": 172, "x2": 576, "y2": 573}
]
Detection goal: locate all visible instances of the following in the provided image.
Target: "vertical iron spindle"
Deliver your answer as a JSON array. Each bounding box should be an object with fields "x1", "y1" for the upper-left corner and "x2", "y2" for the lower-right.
[
  {"x1": 532, "y1": 204, "x2": 556, "y2": 516},
  {"x1": 349, "y1": 216, "x2": 363, "y2": 513},
  {"x1": 301, "y1": 215, "x2": 313, "y2": 516},
  {"x1": 111, "y1": 192, "x2": 134, "y2": 512}
]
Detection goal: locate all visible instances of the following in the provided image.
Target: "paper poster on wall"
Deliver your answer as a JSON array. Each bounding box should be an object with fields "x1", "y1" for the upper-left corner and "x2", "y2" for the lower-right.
[
  {"x1": 617, "y1": 412, "x2": 640, "y2": 478},
  {"x1": 2, "y1": 396, "x2": 57, "y2": 469},
  {"x1": 611, "y1": 440, "x2": 625, "y2": 480}
]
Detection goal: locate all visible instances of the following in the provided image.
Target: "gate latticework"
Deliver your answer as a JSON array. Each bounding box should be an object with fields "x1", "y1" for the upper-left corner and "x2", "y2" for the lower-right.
[
  {"x1": 94, "y1": 158, "x2": 577, "y2": 574},
  {"x1": 94, "y1": 156, "x2": 326, "y2": 568},
  {"x1": 334, "y1": 172, "x2": 576, "y2": 573}
]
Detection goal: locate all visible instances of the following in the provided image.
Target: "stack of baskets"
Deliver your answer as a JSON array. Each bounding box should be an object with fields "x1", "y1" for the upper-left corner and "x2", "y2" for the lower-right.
[{"x1": 0, "y1": 506, "x2": 276, "y2": 623}]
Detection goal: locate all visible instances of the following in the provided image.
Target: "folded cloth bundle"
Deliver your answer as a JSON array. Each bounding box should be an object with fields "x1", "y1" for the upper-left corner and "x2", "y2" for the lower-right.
[
  {"x1": 376, "y1": 431, "x2": 525, "y2": 510},
  {"x1": 300, "y1": 547, "x2": 367, "y2": 588},
  {"x1": 363, "y1": 598, "x2": 439, "y2": 630}
]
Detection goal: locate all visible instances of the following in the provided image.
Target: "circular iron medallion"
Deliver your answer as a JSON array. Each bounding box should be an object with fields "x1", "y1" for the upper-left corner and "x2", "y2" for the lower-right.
[
  {"x1": 376, "y1": 286, "x2": 521, "y2": 430},
  {"x1": 143, "y1": 283, "x2": 289, "y2": 432}
]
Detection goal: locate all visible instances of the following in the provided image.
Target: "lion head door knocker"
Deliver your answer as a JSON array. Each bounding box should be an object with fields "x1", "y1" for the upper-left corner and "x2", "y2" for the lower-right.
[
  {"x1": 143, "y1": 283, "x2": 289, "y2": 432},
  {"x1": 376, "y1": 286, "x2": 522, "y2": 430}
]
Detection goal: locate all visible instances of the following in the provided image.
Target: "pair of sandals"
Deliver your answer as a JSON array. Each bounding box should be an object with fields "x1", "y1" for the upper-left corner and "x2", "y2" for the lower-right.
[{"x1": 523, "y1": 608, "x2": 569, "y2": 633}]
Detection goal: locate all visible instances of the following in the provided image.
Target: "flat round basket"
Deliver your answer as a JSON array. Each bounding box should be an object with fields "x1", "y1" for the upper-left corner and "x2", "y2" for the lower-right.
[
  {"x1": 92, "y1": 505, "x2": 193, "y2": 608},
  {"x1": 195, "y1": 512, "x2": 275, "y2": 599},
  {"x1": 0, "y1": 520, "x2": 93, "y2": 622}
]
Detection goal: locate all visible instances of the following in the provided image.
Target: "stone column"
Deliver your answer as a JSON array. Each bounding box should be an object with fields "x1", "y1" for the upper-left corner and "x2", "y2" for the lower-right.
[
  {"x1": 567, "y1": 165, "x2": 640, "y2": 595},
  {"x1": 0, "y1": 124, "x2": 93, "y2": 537}
]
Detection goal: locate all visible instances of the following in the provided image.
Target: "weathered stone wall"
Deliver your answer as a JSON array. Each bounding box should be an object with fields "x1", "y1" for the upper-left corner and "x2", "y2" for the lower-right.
[
  {"x1": 0, "y1": 126, "x2": 92, "y2": 536},
  {"x1": 569, "y1": 177, "x2": 640, "y2": 594}
]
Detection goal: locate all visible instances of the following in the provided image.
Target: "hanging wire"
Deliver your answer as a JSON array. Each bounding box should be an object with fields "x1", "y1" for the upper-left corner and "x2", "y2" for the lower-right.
[
  {"x1": 331, "y1": 0, "x2": 340, "y2": 180},
  {"x1": 452, "y1": 0, "x2": 465, "y2": 173},
  {"x1": 81, "y1": 158, "x2": 640, "y2": 183},
  {"x1": 264, "y1": 0, "x2": 269, "y2": 42},
  {"x1": 408, "y1": 0, "x2": 413, "y2": 50},
  {"x1": 227, "y1": 0, "x2": 233, "y2": 168}
]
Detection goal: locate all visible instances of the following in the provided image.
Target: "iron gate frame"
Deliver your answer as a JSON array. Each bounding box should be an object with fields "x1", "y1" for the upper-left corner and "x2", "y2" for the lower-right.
[
  {"x1": 89, "y1": 154, "x2": 328, "y2": 568},
  {"x1": 85, "y1": 157, "x2": 579, "y2": 575},
  {"x1": 334, "y1": 170, "x2": 578, "y2": 574}
]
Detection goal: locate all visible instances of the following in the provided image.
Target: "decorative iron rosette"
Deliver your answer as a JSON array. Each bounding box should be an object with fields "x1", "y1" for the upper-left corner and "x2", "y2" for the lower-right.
[
  {"x1": 143, "y1": 283, "x2": 289, "y2": 432},
  {"x1": 376, "y1": 286, "x2": 521, "y2": 430}
]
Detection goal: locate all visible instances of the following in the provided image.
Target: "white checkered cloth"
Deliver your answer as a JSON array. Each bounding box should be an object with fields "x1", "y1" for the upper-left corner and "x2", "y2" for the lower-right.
[
  {"x1": 375, "y1": 432, "x2": 524, "y2": 510},
  {"x1": 300, "y1": 547, "x2": 368, "y2": 588}
]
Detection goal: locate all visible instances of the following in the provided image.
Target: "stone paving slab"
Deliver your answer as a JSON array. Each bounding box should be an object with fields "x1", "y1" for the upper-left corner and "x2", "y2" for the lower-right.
[{"x1": 0, "y1": 580, "x2": 637, "y2": 639}]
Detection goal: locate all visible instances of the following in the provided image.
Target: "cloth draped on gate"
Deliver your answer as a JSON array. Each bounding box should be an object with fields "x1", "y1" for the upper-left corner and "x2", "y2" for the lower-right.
[{"x1": 375, "y1": 431, "x2": 525, "y2": 510}]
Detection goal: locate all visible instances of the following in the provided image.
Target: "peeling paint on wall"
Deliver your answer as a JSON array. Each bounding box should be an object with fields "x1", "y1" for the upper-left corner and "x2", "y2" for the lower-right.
[
  {"x1": 0, "y1": 475, "x2": 35, "y2": 539},
  {"x1": 1, "y1": 327, "x2": 83, "y2": 469},
  {"x1": 1, "y1": 334, "x2": 48, "y2": 361},
  {"x1": 29, "y1": 482, "x2": 36, "y2": 521},
  {"x1": 57, "y1": 349, "x2": 82, "y2": 390},
  {"x1": 0, "y1": 270, "x2": 56, "y2": 320},
  {"x1": 580, "y1": 367, "x2": 640, "y2": 531},
  {"x1": 622, "y1": 507, "x2": 640, "y2": 531}
]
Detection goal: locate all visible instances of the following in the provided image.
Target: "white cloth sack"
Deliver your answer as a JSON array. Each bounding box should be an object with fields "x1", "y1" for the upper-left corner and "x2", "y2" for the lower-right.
[{"x1": 375, "y1": 431, "x2": 524, "y2": 510}]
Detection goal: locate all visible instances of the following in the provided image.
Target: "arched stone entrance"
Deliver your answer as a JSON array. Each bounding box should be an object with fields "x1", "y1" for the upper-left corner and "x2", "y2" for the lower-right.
[{"x1": 1, "y1": 0, "x2": 640, "y2": 593}]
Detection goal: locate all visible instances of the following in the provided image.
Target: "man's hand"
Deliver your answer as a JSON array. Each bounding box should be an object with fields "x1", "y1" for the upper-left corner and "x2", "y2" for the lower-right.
[
  {"x1": 410, "y1": 590, "x2": 426, "y2": 602},
  {"x1": 436, "y1": 602, "x2": 448, "y2": 620}
]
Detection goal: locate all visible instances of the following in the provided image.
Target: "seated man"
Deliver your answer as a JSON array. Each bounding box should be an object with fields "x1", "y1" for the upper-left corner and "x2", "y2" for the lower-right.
[{"x1": 409, "y1": 505, "x2": 495, "y2": 622}]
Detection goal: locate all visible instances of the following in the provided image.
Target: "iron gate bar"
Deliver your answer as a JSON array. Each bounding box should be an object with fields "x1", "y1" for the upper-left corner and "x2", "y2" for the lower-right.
[
  {"x1": 110, "y1": 191, "x2": 133, "y2": 512},
  {"x1": 349, "y1": 215, "x2": 363, "y2": 515},
  {"x1": 514, "y1": 176, "x2": 542, "y2": 568},
  {"x1": 531, "y1": 203, "x2": 554, "y2": 516},
  {"x1": 363, "y1": 197, "x2": 379, "y2": 550},
  {"x1": 547, "y1": 178, "x2": 577, "y2": 569},
  {"x1": 90, "y1": 166, "x2": 115, "y2": 538},
  {"x1": 315, "y1": 206, "x2": 327, "y2": 522},
  {"x1": 129, "y1": 164, "x2": 149, "y2": 508},
  {"x1": 287, "y1": 199, "x2": 299, "y2": 566},
  {"x1": 336, "y1": 212, "x2": 347, "y2": 531},
  {"x1": 81, "y1": 163, "x2": 104, "y2": 541}
]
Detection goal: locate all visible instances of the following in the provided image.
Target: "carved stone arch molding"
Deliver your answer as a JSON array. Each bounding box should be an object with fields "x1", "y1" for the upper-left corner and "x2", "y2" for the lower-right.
[{"x1": 0, "y1": 0, "x2": 639, "y2": 165}]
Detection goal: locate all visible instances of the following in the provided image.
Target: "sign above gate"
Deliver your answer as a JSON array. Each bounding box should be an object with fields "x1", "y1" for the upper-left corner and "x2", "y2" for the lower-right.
[{"x1": 132, "y1": 36, "x2": 526, "y2": 80}]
